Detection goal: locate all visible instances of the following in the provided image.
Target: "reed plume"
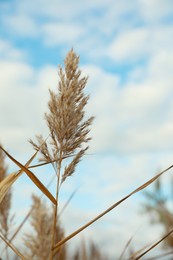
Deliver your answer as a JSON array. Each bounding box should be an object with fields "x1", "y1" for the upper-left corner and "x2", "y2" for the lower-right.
[
  {"x1": 24, "y1": 194, "x2": 66, "y2": 260},
  {"x1": 30, "y1": 49, "x2": 94, "y2": 182},
  {"x1": 30, "y1": 49, "x2": 94, "y2": 259}
]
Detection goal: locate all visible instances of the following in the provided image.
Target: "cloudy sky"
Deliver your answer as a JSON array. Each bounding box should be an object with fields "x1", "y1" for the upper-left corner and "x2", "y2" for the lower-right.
[{"x1": 1, "y1": 0, "x2": 173, "y2": 259}]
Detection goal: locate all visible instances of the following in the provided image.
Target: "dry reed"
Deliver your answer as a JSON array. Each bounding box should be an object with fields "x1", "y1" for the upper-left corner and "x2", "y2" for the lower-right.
[
  {"x1": 23, "y1": 195, "x2": 66, "y2": 260},
  {"x1": 0, "y1": 145, "x2": 12, "y2": 260},
  {"x1": 0, "y1": 50, "x2": 173, "y2": 260},
  {"x1": 30, "y1": 49, "x2": 94, "y2": 259}
]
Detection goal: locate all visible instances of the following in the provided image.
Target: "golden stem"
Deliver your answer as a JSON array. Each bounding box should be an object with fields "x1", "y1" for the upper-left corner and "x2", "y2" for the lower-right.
[{"x1": 50, "y1": 152, "x2": 62, "y2": 260}]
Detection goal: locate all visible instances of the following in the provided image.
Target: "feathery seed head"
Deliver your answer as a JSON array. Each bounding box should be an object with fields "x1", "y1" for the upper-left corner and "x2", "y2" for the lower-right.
[{"x1": 30, "y1": 49, "x2": 94, "y2": 183}]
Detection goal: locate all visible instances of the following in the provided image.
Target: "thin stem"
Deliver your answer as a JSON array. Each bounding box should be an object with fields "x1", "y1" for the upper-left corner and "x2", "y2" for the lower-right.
[
  {"x1": 143, "y1": 250, "x2": 173, "y2": 260},
  {"x1": 4, "y1": 230, "x2": 9, "y2": 260},
  {"x1": 58, "y1": 187, "x2": 79, "y2": 218},
  {"x1": 0, "y1": 234, "x2": 26, "y2": 260},
  {"x1": 5, "y1": 238, "x2": 9, "y2": 260},
  {"x1": 50, "y1": 151, "x2": 62, "y2": 260},
  {"x1": 5, "y1": 239, "x2": 9, "y2": 260}
]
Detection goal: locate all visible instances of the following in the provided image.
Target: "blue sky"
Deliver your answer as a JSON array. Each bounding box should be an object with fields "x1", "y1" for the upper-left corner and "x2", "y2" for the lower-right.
[{"x1": 1, "y1": 0, "x2": 173, "y2": 259}]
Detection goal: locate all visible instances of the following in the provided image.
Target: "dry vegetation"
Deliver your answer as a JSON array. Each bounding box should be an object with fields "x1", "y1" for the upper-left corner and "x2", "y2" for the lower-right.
[
  {"x1": 0, "y1": 50, "x2": 173, "y2": 259},
  {"x1": 142, "y1": 178, "x2": 173, "y2": 248},
  {"x1": 0, "y1": 146, "x2": 13, "y2": 260}
]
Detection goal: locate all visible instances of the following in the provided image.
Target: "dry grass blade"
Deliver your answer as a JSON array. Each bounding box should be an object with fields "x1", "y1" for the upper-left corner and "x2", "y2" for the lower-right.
[
  {"x1": 0, "y1": 151, "x2": 38, "y2": 204},
  {"x1": 143, "y1": 250, "x2": 173, "y2": 260},
  {"x1": 128, "y1": 243, "x2": 152, "y2": 259},
  {"x1": 119, "y1": 227, "x2": 147, "y2": 260},
  {"x1": 0, "y1": 171, "x2": 20, "y2": 204},
  {"x1": 0, "y1": 146, "x2": 56, "y2": 205},
  {"x1": 1, "y1": 174, "x2": 57, "y2": 256},
  {"x1": 119, "y1": 236, "x2": 133, "y2": 260},
  {"x1": 59, "y1": 187, "x2": 78, "y2": 218},
  {"x1": 134, "y1": 228, "x2": 173, "y2": 259},
  {"x1": 0, "y1": 234, "x2": 26, "y2": 260},
  {"x1": 53, "y1": 164, "x2": 173, "y2": 254},
  {"x1": 130, "y1": 164, "x2": 173, "y2": 195},
  {"x1": 0, "y1": 150, "x2": 39, "y2": 257}
]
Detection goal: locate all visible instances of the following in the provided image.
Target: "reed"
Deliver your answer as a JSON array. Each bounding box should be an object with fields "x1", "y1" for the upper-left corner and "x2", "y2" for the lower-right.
[
  {"x1": 0, "y1": 143, "x2": 13, "y2": 260},
  {"x1": 0, "y1": 50, "x2": 172, "y2": 259}
]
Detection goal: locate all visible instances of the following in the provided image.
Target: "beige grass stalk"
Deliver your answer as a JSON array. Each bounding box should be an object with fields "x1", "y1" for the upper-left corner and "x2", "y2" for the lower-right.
[
  {"x1": 30, "y1": 49, "x2": 94, "y2": 259},
  {"x1": 0, "y1": 144, "x2": 12, "y2": 260},
  {"x1": 0, "y1": 234, "x2": 26, "y2": 260}
]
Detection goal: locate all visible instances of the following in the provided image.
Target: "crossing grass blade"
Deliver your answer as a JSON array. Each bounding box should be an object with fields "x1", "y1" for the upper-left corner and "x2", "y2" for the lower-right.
[
  {"x1": 0, "y1": 146, "x2": 56, "y2": 205},
  {"x1": 134, "y1": 229, "x2": 173, "y2": 260},
  {"x1": 0, "y1": 150, "x2": 38, "y2": 203},
  {"x1": 0, "y1": 234, "x2": 27, "y2": 260},
  {"x1": 53, "y1": 163, "x2": 173, "y2": 254},
  {"x1": 0, "y1": 171, "x2": 20, "y2": 203}
]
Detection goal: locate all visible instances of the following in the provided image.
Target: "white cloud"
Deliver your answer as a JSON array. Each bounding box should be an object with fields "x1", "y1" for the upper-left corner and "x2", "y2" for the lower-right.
[
  {"x1": 108, "y1": 25, "x2": 173, "y2": 63},
  {"x1": 2, "y1": 14, "x2": 38, "y2": 37},
  {"x1": 2, "y1": 0, "x2": 173, "y2": 67},
  {"x1": 82, "y1": 52, "x2": 173, "y2": 154},
  {"x1": 108, "y1": 28, "x2": 149, "y2": 62},
  {"x1": 1, "y1": 43, "x2": 173, "y2": 158},
  {"x1": 9, "y1": 0, "x2": 118, "y2": 20},
  {"x1": 0, "y1": 39, "x2": 25, "y2": 60},
  {"x1": 0, "y1": 60, "x2": 57, "y2": 157},
  {"x1": 139, "y1": 0, "x2": 173, "y2": 22},
  {"x1": 148, "y1": 50, "x2": 173, "y2": 83},
  {"x1": 1, "y1": 0, "x2": 114, "y2": 41},
  {"x1": 42, "y1": 23, "x2": 85, "y2": 46},
  {"x1": 3, "y1": 57, "x2": 171, "y2": 158}
]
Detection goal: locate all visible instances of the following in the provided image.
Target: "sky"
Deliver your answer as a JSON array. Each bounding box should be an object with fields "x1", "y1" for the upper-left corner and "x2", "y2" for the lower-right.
[{"x1": 0, "y1": 0, "x2": 173, "y2": 259}]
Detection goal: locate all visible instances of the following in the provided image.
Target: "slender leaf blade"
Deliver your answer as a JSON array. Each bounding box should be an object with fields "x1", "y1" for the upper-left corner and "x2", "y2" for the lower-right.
[{"x1": 0, "y1": 146, "x2": 56, "y2": 205}]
